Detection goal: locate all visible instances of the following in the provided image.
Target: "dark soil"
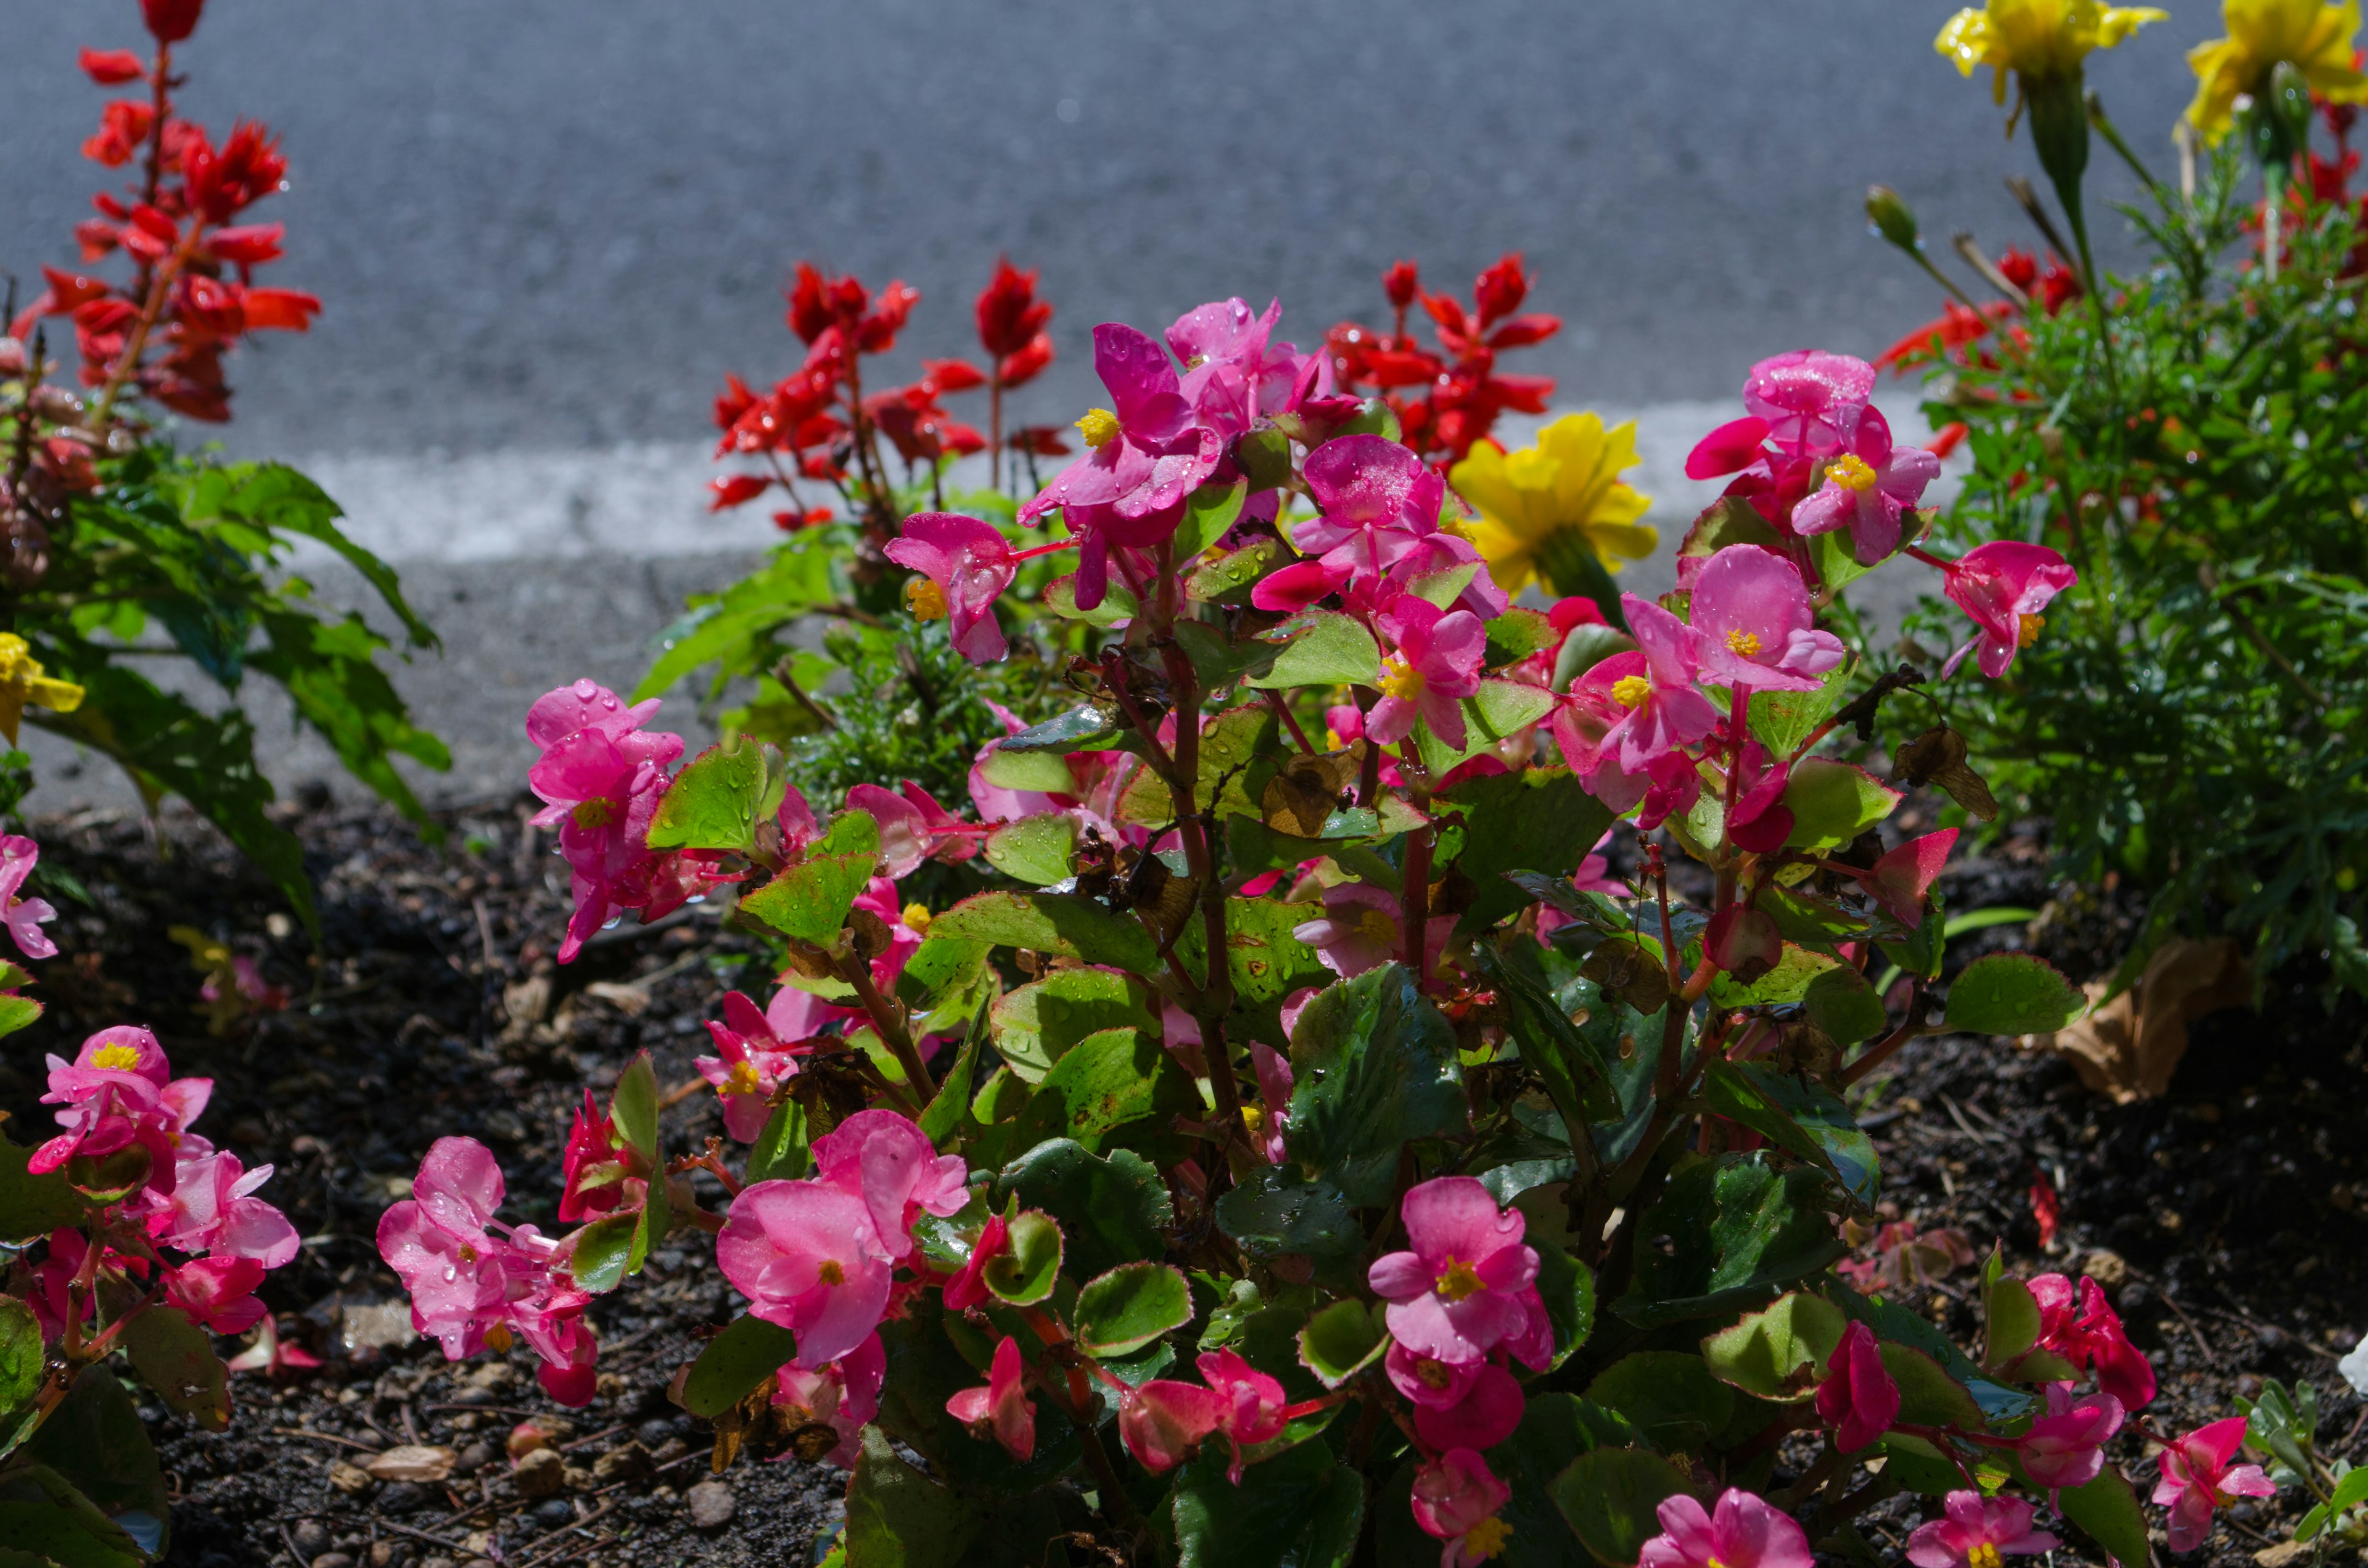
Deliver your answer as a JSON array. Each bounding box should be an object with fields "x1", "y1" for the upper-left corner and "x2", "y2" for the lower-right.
[{"x1": 6, "y1": 797, "x2": 2359, "y2": 1568}]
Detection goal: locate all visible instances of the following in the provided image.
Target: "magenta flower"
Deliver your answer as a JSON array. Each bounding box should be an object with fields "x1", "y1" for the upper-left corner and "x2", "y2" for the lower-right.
[
  {"x1": 2153, "y1": 1416, "x2": 2275, "y2": 1553},
  {"x1": 1687, "y1": 547, "x2": 1844, "y2": 694},
  {"x1": 1366, "y1": 596, "x2": 1488, "y2": 751},
  {"x1": 1167, "y1": 295, "x2": 1279, "y2": 436},
  {"x1": 524, "y1": 681, "x2": 686, "y2": 962},
  {"x1": 1725, "y1": 739, "x2": 1794, "y2": 855},
  {"x1": 810, "y1": 1109, "x2": 968, "y2": 1262},
  {"x1": 941, "y1": 1211, "x2": 1008, "y2": 1312},
  {"x1": 164, "y1": 1255, "x2": 270, "y2": 1334},
  {"x1": 1905, "y1": 1490, "x2": 2058, "y2": 1568},
  {"x1": 1249, "y1": 1040, "x2": 1292, "y2": 1165},
  {"x1": 1600, "y1": 597, "x2": 1720, "y2": 772},
  {"x1": 1019, "y1": 323, "x2": 1224, "y2": 609},
  {"x1": 1257, "y1": 436, "x2": 1507, "y2": 619},
  {"x1": 1295, "y1": 884, "x2": 1418, "y2": 979},
  {"x1": 1815, "y1": 1321, "x2": 1901, "y2": 1452},
  {"x1": 1369, "y1": 1176, "x2": 1544, "y2": 1366},
  {"x1": 850, "y1": 779, "x2": 977, "y2": 879},
  {"x1": 1743, "y1": 350, "x2": 1875, "y2": 458},
  {"x1": 0, "y1": 835, "x2": 57, "y2": 960},
  {"x1": 525, "y1": 678, "x2": 663, "y2": 752},
  {"x1": 2027, "y1": 1273, "x2": 2155, "y2": 1412},
  {"x1": 1791, "y1": 407, "x2": 1941, "y2": 565},
  {"x1": 884, "y1": 512, "x2": 1016, "y2": 664},
  {"x1": 1412, "y1": 1358, "x2": 1526, "y2": 1453},
  {"x1": 716, "y1": 1177, "x2": 895, "y2": 1367},
  {"x1": 1640, "y1": 1490, "x2": 1814, "y2": 1568},
  {"x1": 29, "y1": 1027, "x2": 208, "y2": 1193},
  {"x1": 946, "y1": 1334, "x2": 1037, "y2": 1462},
  {"x1": 144, "y1": 1149, "x2": 299, "y2": 1266},
  {"x1": 695, "y1": 990, "x2": 810, "y2": 1143},
  {"x1": 1119, "y1": 1378, "x2": 1228, "y2": 1475},
  {"x1": 774, "y1": 1329, "x2": 883, "y2": 1469},
  {"x1": 557, "y1": 1090, "x2": 628, "y2": 1221},
  {"x1": 1867, "y1": 830, "x2": 1957, "y2": 928},
  {"x1": 2016, "y1": 1383, "x2": 2126, "y2": 1501},
  {"x1": 1410, "y1": 1448, "x2": 1515, "y2": 1566},
  {"x1": 1939, "y1": 542, "x2": 2079, "y2": 679}
]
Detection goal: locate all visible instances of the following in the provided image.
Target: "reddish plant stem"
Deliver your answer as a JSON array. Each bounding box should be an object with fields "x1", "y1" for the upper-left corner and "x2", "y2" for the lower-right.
[
  {"x1": 1840, "y1": 1004, "x2": 1930, "y2": 1088},
  {"x1": 1263, "y1": 688, "x2": 1315, "y2": 755},
  {"x1": 832, "y1": 951, "x2": 932, "y2": 1107}
]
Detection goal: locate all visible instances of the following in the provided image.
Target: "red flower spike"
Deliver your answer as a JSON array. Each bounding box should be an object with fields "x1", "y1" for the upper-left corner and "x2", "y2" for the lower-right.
[
  {"x1": 83, "y1": 101, "x2": 155, "y2": 168},
  {"x1": 141, "y1": 0, "x2": 205, "y2": 43},
  {"x1": 856, "y1": 280, "x2": 919, "y2": 355},
  {"x1": 1473, "y1": 253, "x2": 1531, "y2": 328},
  {"x1": 708, "y1": 474, "x2": 770, "y2": 511},
  {"x1": 1486, "y1": 313, "x2": 1561, "y2": 350},
  {"x1": 239, "y1": 289, "x2": 319, "y2": 332},
  {"x1": 997, "y1": 334, "x2": 1054, "y2": 389},
  {"x1": 922, "y1": 358, "x2": 986, "y2": 395},
  {"x1": 79, "y1": 48, "x2": 147, "y2": 86},
  {"x1": 207, "y1": 223, "x2": 286, "y2": 267},
  {"x1": 1383, "y1": 259, "x2": 1420, "y2": 311},
  {"x1": 975, "y1": 256, "x2": 1052, "y2": 360}
]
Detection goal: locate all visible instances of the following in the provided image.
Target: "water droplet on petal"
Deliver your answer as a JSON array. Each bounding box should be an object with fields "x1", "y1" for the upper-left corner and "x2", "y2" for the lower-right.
[{"x1": 573, "y1": 678, "x2": 598, "y2": 699}]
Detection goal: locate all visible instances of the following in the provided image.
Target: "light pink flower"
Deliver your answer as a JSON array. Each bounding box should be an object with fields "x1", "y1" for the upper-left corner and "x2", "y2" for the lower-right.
[
  {"x1": 1905, "y1": 1490, "x2": 2058, "y2": 1568},
  {"x1": 1119, "y1": 1378, "x2": 1229, "y2": 1474},
  {"x1": 1867, "y1": 830, "x2": 1957, "y2": 928},
  {"x1": 1638, "y1": 1489, "x2": 1814, "y2": 1568},
  {"x1": 1410, "y1": 1448, "x2": 1514, "y2": 1566},
  {"x1": 696, "y1": 990, "x2": 811, "y2": 1143},
  {"x1": 524, "y1": 681, "x2": 685, "y2": 962},
  {"x1": 1257, "y1": 436, "x2": 1505, "y2": 619},
  {"x1": 29, "y1": 1027, "x2": 208, "y2": 1192},
  {"x1": 0, "y1": 836, "x2": 57, "y2": 960},
  {"x1": 810, "y1": 1109, "x2": 968, "y2": 1262},
  {"x1": 1367, "y1": 596, "x2": 1488, "y2": 751},
  {"x1": 1815, "y1": 1321, "x2": 1900, "y2": 1452},
  {"x1": 1292, "y1": 883, "x2": 1450, "y2": 980},
  {"x1": 146, "y1": 1150, "x2": 299, "y2": 1266},
  {"x1": 1602, "y1": 597, "x2": 1720, "y2": 773},
  {"x1": 164, "y1": 1256, "x2": 269, "y2": 1334},
  {"x1": 2152, "y1": 1416, "x2": 2274, "y2": 1553},
  {"x1": 1168, "y1": 295, "x2": 1280, "y2": 437},
  {"x1": 1939, "y1": 543, "x2": 2078, "y2": 679},
  {"x1": 946, "y1": 1334, "x2": 1037, "y2": 1461},
  {"x1": 2028, "y1": 1273, "x2": 2155, "y2": 1411},
  {"x1": 1369, "y1": 1177, "x2": 1543, "y2": 1366},
  {"x1": 884, "y1": 512, "x2": 1016, "y2": 664},
  {"x1": 774, "y1": 1329, "x2": 884, "y2": 1468},
  {"x1": 1743, "y1": 350, "x2": 1875, "y2": 459},
  {"x1": 1790, "y1": 407, "x2": 1941, "y2": 564},
  {"x1": 2017, "y1": 1383, "x2": 2125, "y2": 1501},
  {"x1": 850, "y1": 779, "x2": 979, "y2": 877},
  {"x1": 716, "y1": 1178, "x2": 895, "y2": 1368},
  {"x1": 1687, "y1": 548, "x2": 1844, "y2": 694},
  {"x1": 1249, "y1": 1041, "x2": 1293, "y2": 1165}
]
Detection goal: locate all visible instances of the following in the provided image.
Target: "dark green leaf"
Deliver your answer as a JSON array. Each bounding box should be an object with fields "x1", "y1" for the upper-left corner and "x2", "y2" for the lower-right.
[
  {"x1": 1878, "y1": 1342, "x2": 1985, "y2": 1430},
  {"x1": 744, "y1": 1098, "x2": 811, "y2": 1183},
  {"x1": 1441, "y1": 768, "x2": 1615, "y2": 937},
  {"x1": 1483, "y1": 607, "x2": 1560, "y2": 670},
  {"x1": 992, "y1": 1139, "x2": 1172, "y2": 1283},
  {"x1": 119, "y1": 1308, "x2": 228, "y2": 1432},
  {"x1": 1804, "y1": 967, "x2": 1889, "y2": 1048},
  {"x1": 610, "y1": 1051, "x2": 660, "y2": 1164},
  {"x1": 1474, "y1": 941, "x2": 1616, "y2": 1133},
  {"x1": 0, "y1": 1501, "x2": 144, "y2": 1568},
  {"x1": 983, "y1": 1210, "x2": 1063, "y2": 1305},
  {"x1": 1696, "y1": 1059, "x2": 1879, "y2": 1207},
  {"x1": 25, "y1": 1368, "x2": 168, "y2": 1561},
  {"x1": 0, "y1": 1297, "x2": 40, "y2": 1413},
  {"x1": 1616, "y1": 1154, "x2": 1850, "y2": 1326},
  {"x1": 680, "y1": 1314, "x2": 801, "y2": 1419},
  {"x1": 1001, "y1": 705, "x2": 1121, "y2": 753},
  {"x1": 1074, "y1": 1262, "x2": 1191, "y2": 1358},
  {"x1": 2052, "y1": 1462, "x2": 2152, "y2": 1568},
  {"x1": 1584, "y1": 1352, "x2": 1736, "y2": 1452},
  {"x1": 1550, "y1": 1447, "x2": 1692, "y2": 1567},
  {"x1": 1215, "y1": 1168, "x2": 1363, "y2": 1264},
  {"x1": 1284, "y1": 965, "x2": 1465, "y2": 1205},
  {"x1": 929, "y1": 890, "x2": 1160, "y2": 972},
  {"x1": 0, "y1": 1135, "x2": 88, "y2": 1242},
  {"x1": 918, "y1": 1003, "x2": 989, "y2": 1147},
  {"x1": 1186, "y1": 538, "x2": 1288, "y2": 605},
  {"x1": 843, "y1": 1424, "x2": 985, "y2": 1568},
  {"x1": 1701, "y1": 1291, "x2": 1848, "y2": 1403},
  {"x1": 1297, "y1": 1300, "x2": 1388, "y2": 1388},
  {"x1": 1942, "y1": 953, "x2": 2087, "y2": 1035},
  {"x1": 1535, "y1": 1236, "x2": 1598, "y2": 1372},
  {"x1": 569, "y1": 1213, "x2": 639, "y2": 1294},
  {"x1": 1173, "y1": 1434, "x2": 1363, "y2": 1568}
]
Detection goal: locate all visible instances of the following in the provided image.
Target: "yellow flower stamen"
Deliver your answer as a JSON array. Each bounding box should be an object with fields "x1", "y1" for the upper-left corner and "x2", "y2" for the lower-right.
[
  {"x1": 1828, "y1": 453, "x2": 1880, "y2": 492},
  {"x1": 572, "y1": 798, "x2": 617, "y2": 829},
  {"x1": 1376, "y1": 653, "x2": 1424, "y2": 701},
  {"x1": 902, "y1": 902, "x2": 933, "y2": 934},
  {"x1": 1725, "y1": 629, "x2": 1764, "y2": 657},
  {"x1": 1611, "y1": 674, "x2": 1651, "y2": 710},
  {"x1": 723, "y1": 1059, "x2": 762, "y2": 1096},
  {"x1": 91, "y1": 1043, "x2": 142, "y2": 1072},
  {"x1": 1434, "y1": 1257, "x2": 1486, "y2": 1303},
  {"x1": 1464, "y1": 1516, "x2": 1513, "y2": 1560},
  {"x1": 2018, "y1": 612, "x2": 2045, "y2": 647},
  {"x1": 905, "y1": 577, "x2": 948, "y2": 622},
  {"x1": 817, "y1": 1259, "x2": 846, "y2": 1287},
  {"x1": 1969, "y1": 1543, "x2": 2004, "y2": 1568},
  {"x1": 1240, "y1": 1105, "x2": 1264, "y2": 1133},
  {"x1": 1354, "y1": 908, "x2": 1399, "y2": 947},
  {"x1": 1075, "y1": 408, "x2": 1122, "y2": 449},
  {"x1": 483, "y1": 1322, "x2": 513, "y2": 1351},
  {"x1": 1414, "y1": 1357, "x2": 1455, "y2": 1390},
  {"x1": 0, "y1": 633, "x2": 84, "y2": 747}
]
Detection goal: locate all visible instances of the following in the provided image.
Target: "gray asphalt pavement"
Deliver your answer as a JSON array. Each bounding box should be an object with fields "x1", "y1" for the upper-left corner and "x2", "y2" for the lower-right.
[{"x1": 0, "y1": 2, "x2": 2208, "y2": 815}]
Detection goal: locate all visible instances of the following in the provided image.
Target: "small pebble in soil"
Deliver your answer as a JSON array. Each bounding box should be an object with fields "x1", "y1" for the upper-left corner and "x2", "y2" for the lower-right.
[
  {"x1": 636, "y1": 1416, "x2": 679, "y2": 1448},
  {"x1": 293, "y1": 1521, "x2": 332, "y2": 1557},
  {"x1": 686, "y1": 1479, "x2": 736, "y2": 1529},
  {"x1": 455, "y1": 1442, "x2": 496, "y2": 1474},
  {"x1": 512, "y1": 1447, "x2": 566, "y2": 1498},
  {"x1": 532, "y1": 1499, "x2": 575, "y2": 1527},
  {"x1": 311, "y1": 1555, "x2": 355, "y2": 1568},
  {"x1": 377, "y1": 1480, "x2": 426, "y2": 1514}
]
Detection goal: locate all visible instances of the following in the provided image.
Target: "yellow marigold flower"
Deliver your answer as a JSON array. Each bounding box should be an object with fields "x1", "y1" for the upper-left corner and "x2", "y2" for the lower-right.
[
  {"x1": 1936, "y1": 0, "x2": 2167, "y2": 101},
  {"x1": 1447, "y1": 413, "x2": 1656, "y2": 599},
  {"x1": 0, "y1": 634, "x2": 83, "y2": 745},
  {"x1": 2187, "y1": 0, "x2": 2368, "y2": 138}
]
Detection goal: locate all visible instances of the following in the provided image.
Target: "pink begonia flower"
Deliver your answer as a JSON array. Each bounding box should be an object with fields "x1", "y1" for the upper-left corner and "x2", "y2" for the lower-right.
[
  {"x1": 850, "y1": 779, "x2": 979, "y2": 877},
  {"x1": 1019, "y1": 323, "x2": 1223, "y2": 610},
  {"x1": 557, "y1": 1090, "x2": 629, "y2": 1222},
  {"x1": 717, "y1": 1178, "x2": 895, "y2": 1368},
  {"x1": 775, "y1": 1329, "x2": 883, "y2": 1469},
  {"x1": 884, "y1": 512, "x2": 1016, "y2": 664},
  {"x1": 1706, "y1": 905, "x2": 1782, "y2": 982},
  {"x1": 696, "y1": 990, "x2": 811, "y2": 1143},
  {"x1": 0, "y1": 835, "x2": 57, "y2": 960},
  {"x1": 1939, "y1": 543, "x2": 2078, "y2": 679},
  {"x1": 1743, "y1": 350, "x2": 1875, "y2": 459},
  {"x1": 1199, "y1": 1347, "x2": 1289, "y2": 1481},
  {"x1": 1867, "y1": 831, "x2": 1957, "y2": 928},
  {"x1": 1369, "y1": 1176, "x2": 1545, "y2": 1366},
  {"x1": 941, "y1": 1212, "x2": 1008, "y2": 1312},
  {"x1": 2017, "y1": 1383, "x2": 2125, "y2": 1501},
  {"x1": 2153, "y1": 1416, "x2": 2275, "y2": 1553},
  {"x1": 165, "y1": 1255, "x2": 269, "y2": 1334},
  {"x1": 810, "y1": 1109, "x2": 968, "y2": 1261},
  {"x1": 2028, "y1": 1273, "x2": 2156, "y2": 1412},
  {"x1": 1249, "y1": 1041, "x2": 1293, "y2": 1165},
  {"x1": 1639, "y1": 1489, "x2": 1815, "y2": 1568},
  {"x1": 1119, "y1": 1379, "x2": 1228, "y2": 1474},
  {"x1": 30, "y1": 1027, "x2": 208, "y2": 1192},
  {"x1": 946, "y1": 1334, "x2": 1037, "y2": 1462},
  {"x1": 1411, "y1": 1358, "x2": 1526, "y2": 1453},
  {"x1": 1905, "y1": 1490, "x2": 2058, "y2": 1568},
  {"x1": 1686, "y1": 415, "x2": 1779, "y2": 480},
  {"x1": 1603, "y1": 597, "x2": 1720, "y2": 773},
  {"x1": 203, "y1": 954, "x2": 289, "y2": 1014},
  {"x1": 144, "y1": 1150, "x2": 299, "y2": 1266},
  {"x1": 1410, "y1": 1448, "x2": 1515, "y2": 1567},
  {"x1": 1687, "y1": 547, "x2": 1845, "y2": 694},
  {"x1": 1815, "y1": 1321, "x2": 1900, "y2": 1452},
  {"x1": 524, "y1": 681, "x2": 686, "y2": 962},
  {"x1": 1725, "y1": 740, "x2": 1794, "y2": 855},
  {"x1": 1167, "y1": 295, "x2": 1278, "y2": 437},
  {"x1": 377, "y1": 1138, "x2": 599, "y2": 1402},
  {"x1": 1386, "y1": 1341, "x2": 1482, "y2": 1409},
  {"x1": 1366, "y1": 596, "x2": 1487, "y2": 751},
  {"x1": 224, "y1": 1314, "x2": 323, "y2": 1376},
  {"x1": 1256, "y1": 436, "x2": 1507, "y2": 619},
  {"x1": 1791, "y1": 407, "x2": 1941, "y2": 565},
  {"x1": 1291, "y1": 883, "x2": 1456, "y2": 982}
]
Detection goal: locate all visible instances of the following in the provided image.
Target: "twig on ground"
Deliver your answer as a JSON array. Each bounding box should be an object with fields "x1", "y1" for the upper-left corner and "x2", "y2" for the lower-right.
[{"x1": 273, "y1": 1427, "x2": 382, "y2": 1452}]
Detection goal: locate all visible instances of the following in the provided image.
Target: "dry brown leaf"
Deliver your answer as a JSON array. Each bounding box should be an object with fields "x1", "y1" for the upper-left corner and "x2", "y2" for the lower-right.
[
  {"x1": 583, "y1": 980, "x2": 651, "y2": 1016},
  {"x1": 2019, "y1": 937, "x2": 2250, "y2": 1102},
  {"x1": 363, "y1": 1443, "x2": 457, "y2": 1483}
]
